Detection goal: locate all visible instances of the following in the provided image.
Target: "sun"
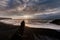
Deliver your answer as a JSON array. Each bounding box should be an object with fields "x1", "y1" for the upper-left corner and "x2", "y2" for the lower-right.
[
  {"x1": 23, "y1": 15, "x2": 31, "y2": 19},
  {"x1": 23, "y1": 15, "x2": 32, "y2": 24}
]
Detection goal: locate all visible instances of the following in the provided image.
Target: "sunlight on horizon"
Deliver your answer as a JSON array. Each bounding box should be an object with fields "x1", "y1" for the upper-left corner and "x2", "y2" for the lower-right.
[{"x1": 11, "y1": 15, "x2": 33, "y2": 19}]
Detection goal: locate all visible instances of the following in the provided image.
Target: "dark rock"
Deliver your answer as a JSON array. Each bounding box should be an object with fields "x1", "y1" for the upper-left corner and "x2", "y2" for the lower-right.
[{"x1": 50, "y1": 19, "x2": 60, "y2": 25}]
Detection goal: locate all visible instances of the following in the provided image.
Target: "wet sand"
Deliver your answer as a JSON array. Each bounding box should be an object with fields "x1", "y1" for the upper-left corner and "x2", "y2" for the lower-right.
[{"x1": 0, "y1": 19, "x2": 60, "y2": 40}]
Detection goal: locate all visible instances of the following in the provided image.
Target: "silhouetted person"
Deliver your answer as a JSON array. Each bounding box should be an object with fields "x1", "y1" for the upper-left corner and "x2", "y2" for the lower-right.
[
  {"x1": 18, "y1": 20, "x2": 25, "y2": 36},
  {"x1": 11, "y1": 20, "x2": 25, "y2": 40}
]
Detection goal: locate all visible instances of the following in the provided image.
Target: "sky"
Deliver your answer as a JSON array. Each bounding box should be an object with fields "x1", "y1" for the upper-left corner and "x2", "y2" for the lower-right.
[{"x1": 0, "y1": 0, "x2": 60, "y2": 19}]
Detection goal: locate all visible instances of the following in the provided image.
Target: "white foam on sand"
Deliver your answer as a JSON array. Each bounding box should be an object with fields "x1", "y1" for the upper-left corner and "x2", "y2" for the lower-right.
[
  {"x1": 0, "y1": 19, "x2": 60, "y2": 30},
  {"x1": 26, "y1": 23, "x2": 60, "y2": 30}
]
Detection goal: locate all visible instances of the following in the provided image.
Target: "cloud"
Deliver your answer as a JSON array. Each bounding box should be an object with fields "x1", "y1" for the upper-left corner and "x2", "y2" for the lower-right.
[{"x1": 0, "y1": 0, "x2": 60, "y2": 18}]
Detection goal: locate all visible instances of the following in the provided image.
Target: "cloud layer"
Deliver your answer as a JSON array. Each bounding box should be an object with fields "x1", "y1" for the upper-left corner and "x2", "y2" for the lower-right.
[{"x1": 0, "y1": 0, "x2": 60, "y2": 18}]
